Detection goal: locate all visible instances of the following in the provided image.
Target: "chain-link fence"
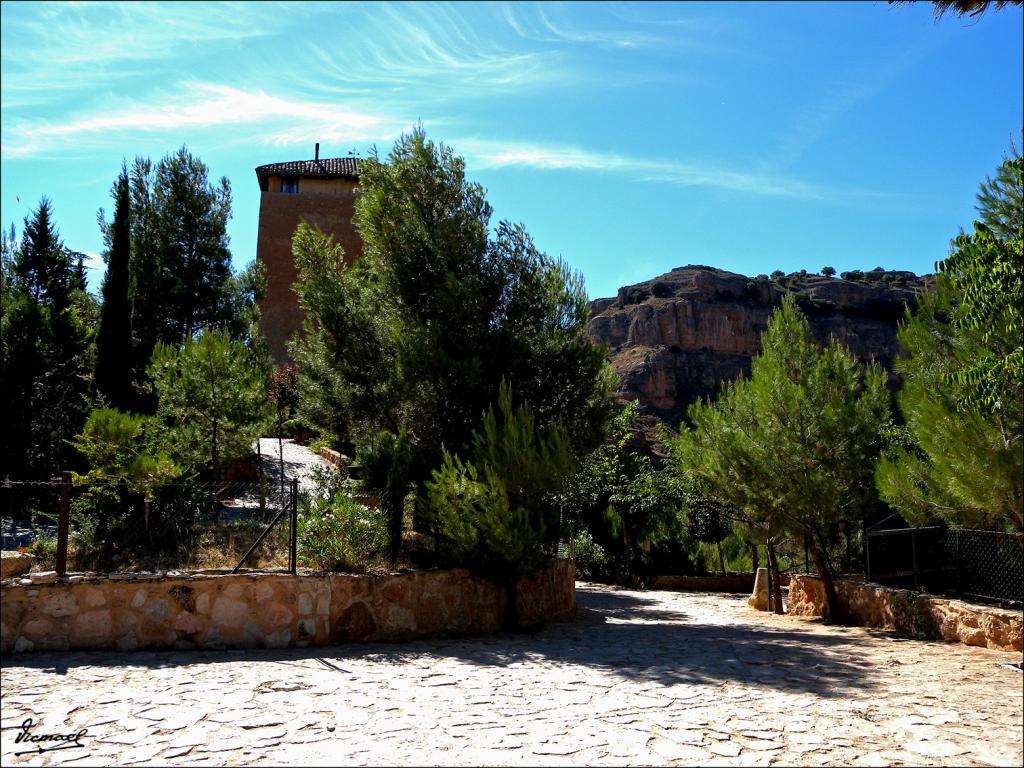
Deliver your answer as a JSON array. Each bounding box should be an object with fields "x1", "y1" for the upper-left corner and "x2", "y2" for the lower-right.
[
  {"x1": 867, "y1": 526, "x2": 1023, "y2": 606},
  {"x1": 2, "y1": 475, "x2": 298, "y2": 574}
]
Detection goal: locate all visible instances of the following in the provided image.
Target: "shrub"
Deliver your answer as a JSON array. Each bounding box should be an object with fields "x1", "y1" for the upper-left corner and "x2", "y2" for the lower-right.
[
  {"x1": 297, "y1": 481, "x2": 388, "y2": 572},
  {"x1": 651, "y1": 281, "x2": 674, "y2": 299},
  {"x1": 70, "y1": 477, "x2": 209, "y2": 570},
  {"x1": 25, "y1": 533, "x2": 58, "y2": 569},
  {"x1": 570, "y1": 529, "x2": 610, "y2": 581}
]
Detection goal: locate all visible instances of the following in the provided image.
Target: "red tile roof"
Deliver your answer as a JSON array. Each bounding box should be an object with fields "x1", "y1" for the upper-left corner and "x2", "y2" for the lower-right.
[{"x1": 255, "y1": 157, "x2": 361, "y2": 179}]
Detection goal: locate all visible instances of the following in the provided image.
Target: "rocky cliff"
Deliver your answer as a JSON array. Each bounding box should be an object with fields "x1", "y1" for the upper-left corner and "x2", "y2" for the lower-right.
[{"x1": 586, "y1": 265, "x2": 931, "y2": 429}]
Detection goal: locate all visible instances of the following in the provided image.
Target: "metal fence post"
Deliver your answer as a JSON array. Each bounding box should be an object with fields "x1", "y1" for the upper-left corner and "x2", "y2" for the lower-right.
[
  {"x1": 56, "y1": 471, "x2": 71, "y2": 577},
  {"x1": 911, "y1": 528, "x2": 919, "y2": 590},
  {"x1": 954, "y1": 529, "x2": 963, "y2": 598},
  {"x1": 289, "y1": 477, "x2": 298, "y2": 574}
]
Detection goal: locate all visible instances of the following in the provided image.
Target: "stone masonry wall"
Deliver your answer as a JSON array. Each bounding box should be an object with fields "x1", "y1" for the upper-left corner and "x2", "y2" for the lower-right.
[
  {"x1": 651, "y1": 573, "x2": 756, "y2": 592},
  {"x1": 0, "y1": 560, "x2": 575, "y2": 654},
  {"x1": 788, "y1": 574, "x2": 1022, "y2": 652}
]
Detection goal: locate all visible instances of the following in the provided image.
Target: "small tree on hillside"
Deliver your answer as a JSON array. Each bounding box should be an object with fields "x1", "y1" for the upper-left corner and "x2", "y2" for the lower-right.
[{"x1": 669, "y1": 296, "x2": 890, "y2": 621}]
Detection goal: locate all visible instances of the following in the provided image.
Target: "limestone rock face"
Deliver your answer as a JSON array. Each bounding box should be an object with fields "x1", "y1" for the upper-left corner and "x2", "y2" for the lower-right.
[{"x1": 586, "y1": 265, "x2": 929, "y2": 427}]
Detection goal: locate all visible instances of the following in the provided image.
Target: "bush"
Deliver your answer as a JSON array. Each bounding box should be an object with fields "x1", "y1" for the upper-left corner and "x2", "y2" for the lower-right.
[
  {"x1": 297, "y1": 479, "x2": 388, "y2": 572},
  {"x1": 651, "y1": 281, "x2": 674, "y2": 299},
  {"x1": 570, "y1": 529, "x2": 610, "y2": 581},
  {"x1": 70, "y1": 477, "x2": 208, "y2": 570},
  {"x1": 23, "y1": 533, "x2": 58, "y2": 569}
]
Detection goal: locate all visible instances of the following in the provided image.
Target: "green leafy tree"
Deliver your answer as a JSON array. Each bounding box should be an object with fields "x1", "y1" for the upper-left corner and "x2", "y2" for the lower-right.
[
  {"x1": 292, "y1": 128, "x2": 616, "y2": 560},
  {"x1": 69, "y1": 407, "x2": 213, "y2": 568},
  {"x1": 876, "y1": 279, "x2": 1023, "y2": 537},
  {"x1": 936, "y1": 157, "x2": 1023, "y2": 414},
  {"x1": 685, "y1": 486, "x2": 735, "y2": 576},
  {"x1": 669, "y1": 296, "x2": 890, "y2": 621},
  {"x1": 561, "y1": 401, "x2": 686, "y2": 582},
  {"x1": 95, "y1": 167, "x2": 135, "y2": 410},
  {"x1": 148, "y1": 327, "x2": 272, "y2": 475},
  {"x1": 821, "y1": 266, "x2": 836, "y2": 278}
]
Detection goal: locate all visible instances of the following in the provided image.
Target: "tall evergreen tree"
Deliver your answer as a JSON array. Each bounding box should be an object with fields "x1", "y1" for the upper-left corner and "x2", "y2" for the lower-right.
[
  {"x1": 151, "y1": 146, "x2": 233, "y2": 342},
  {"x1": 126, "y1": 156, "x2": 162, "y2": 371},
  {"x1": 14, "y1": 198, "x2": 74, "y2": 307},
  {"x1": 1, "y1": 200, "x2": 92, "y2": 483},
  {"x1": 95, "y1": 167, "x2": 135, "y2": 410}
]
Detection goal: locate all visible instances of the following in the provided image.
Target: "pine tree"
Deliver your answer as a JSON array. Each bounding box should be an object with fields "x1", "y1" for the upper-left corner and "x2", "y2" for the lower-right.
[
  {"x1": 670, "y1": 296, "x2": 890, "y2": 621},
  {"x1": 95, "y1": 167, "x2": 135, "y2": 410},
  {"x1": 152, "y1": 146, "x2": 233, "y2": 342},
  {"x1": 292, "y1": 128, "x2": 616, "y2": 559},
  {"x1": 148, "y1": 327, "x2": 271, "y2": 475},
  {"x1": 1, "y1": 200, "x2": 92, "y2": 483}
]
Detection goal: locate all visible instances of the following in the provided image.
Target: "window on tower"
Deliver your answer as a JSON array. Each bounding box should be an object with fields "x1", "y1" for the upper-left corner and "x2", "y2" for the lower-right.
[{"x1": 281, "y1": 177, "x2": 298, "y2": 193}]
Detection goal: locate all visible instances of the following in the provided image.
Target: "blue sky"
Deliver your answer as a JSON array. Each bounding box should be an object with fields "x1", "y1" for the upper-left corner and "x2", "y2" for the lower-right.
[{"x1": 1, "y1": 1, "x2": 1021, "y2": 300}]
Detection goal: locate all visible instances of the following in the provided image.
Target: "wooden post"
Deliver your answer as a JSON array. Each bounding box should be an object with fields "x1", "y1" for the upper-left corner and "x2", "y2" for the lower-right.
[{"x1": 56, "y1": 471, "x2": 71, "y2": 577}]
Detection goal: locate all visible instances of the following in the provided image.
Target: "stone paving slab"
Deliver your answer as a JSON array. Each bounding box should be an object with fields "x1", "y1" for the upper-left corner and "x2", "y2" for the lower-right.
[{"x1": 1, "y1": 584, "x2": 1021, "y2": 766}]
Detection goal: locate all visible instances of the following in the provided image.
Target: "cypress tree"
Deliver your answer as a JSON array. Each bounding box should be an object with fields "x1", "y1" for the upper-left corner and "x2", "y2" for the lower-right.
[{"x1": 95, "y1": 167, "x2": 135, "y2": 410}]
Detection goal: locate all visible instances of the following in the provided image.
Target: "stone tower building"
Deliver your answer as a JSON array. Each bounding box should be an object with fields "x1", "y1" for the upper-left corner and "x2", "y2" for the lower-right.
[{"x1": 255, "y1": 148, "x2": 362, "y2": 363}]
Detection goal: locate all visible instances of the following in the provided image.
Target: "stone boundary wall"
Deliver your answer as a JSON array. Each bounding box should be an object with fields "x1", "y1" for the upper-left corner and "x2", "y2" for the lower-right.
[
  {"x1": 651, "y1": 573, "x2": 756, "y2": 592},
  {"x1": 788, "y1": 574, "x2": 1022, "y2": 652},
  {"x1": 1, "y1": 560, "x2": 575, "y2": 654}
]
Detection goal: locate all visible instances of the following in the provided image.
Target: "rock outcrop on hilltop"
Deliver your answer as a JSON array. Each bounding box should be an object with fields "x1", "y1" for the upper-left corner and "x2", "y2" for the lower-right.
[{"x1": 586, "y1": 265, "x2": 930, "y2": 431}]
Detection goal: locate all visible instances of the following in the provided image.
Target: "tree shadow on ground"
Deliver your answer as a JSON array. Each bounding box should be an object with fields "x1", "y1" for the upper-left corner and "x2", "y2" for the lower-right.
[{"x1": 3, "y1": 586, "x2": 912, "y2": 700}]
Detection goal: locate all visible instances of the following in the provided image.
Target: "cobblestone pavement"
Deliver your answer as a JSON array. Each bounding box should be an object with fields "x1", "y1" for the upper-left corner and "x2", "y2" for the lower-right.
[{"x1": 2, "y1": 585, "x2": 1022, "y2": 767}]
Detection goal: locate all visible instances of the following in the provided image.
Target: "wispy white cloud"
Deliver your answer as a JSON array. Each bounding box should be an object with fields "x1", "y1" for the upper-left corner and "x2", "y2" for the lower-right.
[
  {"x1": 501, "y1": 3, "x2": 656, "y2": 49},
  {"x1": 292, "y1": 3, "x2": 560, "y2": 105},
  {"x1": 0, "y1": 1, "x2": 286, "y2": 107},
  {"x1": 1, "y1": 84, "x2": 406, "y2": 158},
  {"x1": 460, "y1": 139, "x2": 891, "y2": 201}
]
